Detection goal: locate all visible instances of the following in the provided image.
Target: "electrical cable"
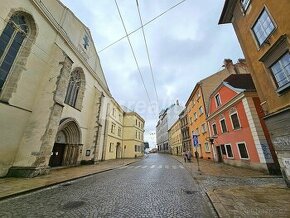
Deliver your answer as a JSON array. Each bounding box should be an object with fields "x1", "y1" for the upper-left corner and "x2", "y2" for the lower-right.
[
  {"x1": 114, "y1": 0, "x2": 152, "y2": 105},
  {"x1": 136, "y1": 0, "x2": 159, "y2": 110}
]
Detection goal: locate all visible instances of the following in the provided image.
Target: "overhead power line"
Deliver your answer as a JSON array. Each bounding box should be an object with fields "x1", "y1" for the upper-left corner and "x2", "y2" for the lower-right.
[
  {"x1": 114, "y1": 0, "x2": 152, "y2": 105},
  {"x1": 98, "y1": 0, "x2": 187, "y2": 53},
  {"x1": 135, "y1": 0, "x2": 159, "y2": 108}
]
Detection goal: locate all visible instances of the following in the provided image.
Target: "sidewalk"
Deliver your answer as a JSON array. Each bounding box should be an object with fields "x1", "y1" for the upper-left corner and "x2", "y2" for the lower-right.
[
  {"x1": 171, "y1": 155, "x2": 276, "y2": 178},
  {"x1": 171, "y1": 155, "x2": 290, "y2": 217},
  {"x1": 0, "y1": 158, "x2": 140, "y2": 200}
]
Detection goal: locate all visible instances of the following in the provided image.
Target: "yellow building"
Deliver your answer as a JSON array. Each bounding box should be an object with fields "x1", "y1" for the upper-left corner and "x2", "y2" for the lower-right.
[
  {"x1": 122, "y1": 112, "x2": 145, "y2": 158},
  {"x1": 168, "y1": 120, "x2": 182, "y2": 156},
  {"x1": 102, "y1": 99, "x2": 124, "y2": 160}
]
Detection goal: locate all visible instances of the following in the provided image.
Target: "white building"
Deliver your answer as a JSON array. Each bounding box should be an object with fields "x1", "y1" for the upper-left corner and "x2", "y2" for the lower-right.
[
  {"x1": 0, "y1": 0, "x2": 113, "y2": 177},
  {"x1": 156, "y1": 101, "x2": 184, "y2": 153}
]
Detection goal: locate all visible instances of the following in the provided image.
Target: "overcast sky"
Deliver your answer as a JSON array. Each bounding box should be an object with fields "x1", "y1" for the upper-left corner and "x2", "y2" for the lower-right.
[{"x1": 61, "y1": 0, "x2": 244, "y2": 148}]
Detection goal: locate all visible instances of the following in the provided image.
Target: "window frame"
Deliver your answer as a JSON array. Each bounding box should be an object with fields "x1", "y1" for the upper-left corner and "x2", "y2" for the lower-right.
[
  {"x1": 204, "y1": 142, "x2": 211, "y2": 153},
  {"x1": 215, "y1": 93, "x2": 221, "y2": 107},
  {"x1": 212, "y1": 123, "x2": 218, "y2": 136},
  {"x1": 251, "y1": 7, "x2": 276, "y2": 47},
  {"x1": 237, "y1": 142, "x2": 250, "y2": 160},
  {"x1": 225, "y1": 144, "x2": 234, "y2": 159},
  {"x1": 199, "y1": 106, "x2": 204, "y2": 116},
  {"x1": 240, "y1": 0, "x2": 250, "y2": 12},
  {"x1": 270, "y1": 52, "x2": 290, "y2": 92},
  {"x1": 220, "y1": 118, "x2": 228, "y2": 133},
  {"x1": 230, "y1": 111, "x2": 241, "y2": 130}
]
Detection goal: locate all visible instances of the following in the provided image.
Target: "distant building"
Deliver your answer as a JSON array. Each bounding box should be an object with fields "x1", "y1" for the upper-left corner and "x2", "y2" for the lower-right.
[
  {"x1": 102, "y1": 99, "x2": 123, "y2": 160},
  {"x1": 207, "y1": 74, "x2": 279, "y2": 173},
  {"x1": 144, "y1": 142, "x2": 149, "y2": 149},
  {"x1": 168, "y1": 119, "x2": 182, "y2": 156},
  {"x1": 219, "y1": 0, "x2": 290, "y2": 186},
  {"x1": 156, "y1": 101, "x2": 184, "y2": 153},
  {"x1": 122, "y1": 111, "x2": 145, "y2": 158},
  {"x1": 186, "y1": 59, "x2": 250, "y2": 160},
  {"x1": 179, "y1": 109, "x2": 191, "y2": 153}
]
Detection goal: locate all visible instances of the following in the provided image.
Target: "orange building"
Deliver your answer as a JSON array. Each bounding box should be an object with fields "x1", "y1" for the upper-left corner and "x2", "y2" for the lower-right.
[
  {"x1": 219, "y1": 0, "x2": 290, "y2": 185},
  {"x1": 185, "y1": 59, "x2": 250, "y2": 160},
  {"x1": 207, "y1": 74, "x2": 279, "y2": 173}
]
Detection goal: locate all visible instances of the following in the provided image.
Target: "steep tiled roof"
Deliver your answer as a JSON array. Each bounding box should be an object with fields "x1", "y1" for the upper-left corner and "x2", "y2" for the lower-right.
[{"x1": 224, "y1": 74, "x2": 256, "y2": 91}]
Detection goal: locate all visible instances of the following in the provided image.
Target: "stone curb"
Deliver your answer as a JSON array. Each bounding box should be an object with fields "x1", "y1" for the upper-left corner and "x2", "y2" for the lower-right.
[
  {"x1": 206, "y1": 190, "x2": 229, "y2": 218},
  {"x1": 0, "y1": 158, "x2": 141, "y2": 201}
]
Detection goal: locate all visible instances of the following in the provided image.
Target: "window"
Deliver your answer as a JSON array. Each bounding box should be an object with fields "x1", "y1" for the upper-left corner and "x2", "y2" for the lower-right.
[
  {"x1": 118, "y1": 127, "x2": 121, "y2": 137},
  {"x1": 230, "y1": 112, "x2": 241, "y2": 130},
  {"x1": 136, "y1": 131, "x2": 138, "y2": 139},
  {"x1": 221, "y1": 144, "x2": 226, "y2": 155},
  {"x1": 205, "y1": 142, "x2": 211, "y2": 153},
  {"x1": 65, "y1": 68, "x2": 85, "y2": 109},
  {"x1": 138, "y1": 132, "x2": 140, "y2": 139},
  {"x1": 136, "y1": 119, "x2": 138, "y2": 125},
  {"x1": 252, "y1": 9, "x2": 275, "y2": 46},
  {"x1": 190, "y1": 117, "x2": 193, "y2": 124},
  {"x1": 194, "y1": 112, "x2": 197, "y2": 120},
  {"x1": 212, "y1": 123, "x2": 217, "y2": 135},
  {"x1": 225, "y1": 144, "x2": 234, "y2": 158},
  {"x1": 270, "y1": 52, "x2": 290, "y2": 89},
  {"x1": 240, "y1": 0, "x2": 250, "y2": 11},
  {"x1": 135, "y1": 145, "x2": 137, "y2": 152},
  {"x1": 111, "y1": 123, "x2": 116, "y2": 134},
  {"x1": 112, "y1": 108, "x2": 115, "y2": 116},
  {"x1": 201, "y1": 123, "x2": 207, "y2": 133},
  {"x1": 220, "y1": 119, "x2": 228, "y2": 133},
  {"x1": 215, "y1": 94, "x2": 221, "y2": 107},
  {"x1": 109, "y1": 143, "x2": 114, "y2": 152},
  {"x1": 199, "y1": 106, "x2": 203, "y2": 116},
  {"x1": 0, "y1": 15, "x2": 28, "y2": 90},
  {"x1": 237, "y1": 142, "x2": 249, "y2": 159}
]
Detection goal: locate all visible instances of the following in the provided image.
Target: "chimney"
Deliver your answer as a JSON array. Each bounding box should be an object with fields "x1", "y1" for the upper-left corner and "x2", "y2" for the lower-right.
[{"x1": 224, "y1": 59, "x2": 239, "y2": 74}]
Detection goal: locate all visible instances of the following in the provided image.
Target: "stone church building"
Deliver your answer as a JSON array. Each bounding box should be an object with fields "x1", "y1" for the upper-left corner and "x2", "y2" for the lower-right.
[{"x1": 0, "y1": 0, "x2": 113, "y2": 177}]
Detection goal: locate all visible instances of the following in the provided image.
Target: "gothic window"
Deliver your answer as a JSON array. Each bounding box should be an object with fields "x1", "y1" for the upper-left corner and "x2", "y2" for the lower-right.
[
  {"x1": 0, "y1": 14, "x2": 28, "y2": 90},
  {"x1": 65, "y1": 68, "x2": 85, "y2": 110}
]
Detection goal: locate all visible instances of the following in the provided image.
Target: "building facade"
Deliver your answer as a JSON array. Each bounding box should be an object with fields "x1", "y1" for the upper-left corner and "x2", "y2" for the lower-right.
[
  {"x1": 0, "y1": 0, "x2": 112, "y2": 177},
  {"x1": 185, "y1": 59, "x2": 250, "y2": 160},
  {"x1": 219, "y1": 0, "x2": 290, "y2": 185},
  {"x1": 207, "y1": 74, "x2": 279, "y2": 173},
  {"x1": 122, "y1": 112, "x2": 145, "y2": 158},
  {"x1": 156, "y1": 101, "x2": 184, "y2": 153},
  {"x1": 102, "y1": 99, "x2": 123, "y2": 160},
  {"x1": 179, "y1": 109, "x2": 191, "y2": 153},
  {"x1": 168, "y1": 120, "x2": 182, "y2": 156}
]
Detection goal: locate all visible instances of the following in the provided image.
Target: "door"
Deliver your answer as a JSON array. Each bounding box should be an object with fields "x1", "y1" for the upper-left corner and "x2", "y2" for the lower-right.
[
  {"x1": 49, "y1": 143, "x2": 65, "y2": 167},
  {"x1": 216, "y1": 145, "x2": 223, "y2": 163}
]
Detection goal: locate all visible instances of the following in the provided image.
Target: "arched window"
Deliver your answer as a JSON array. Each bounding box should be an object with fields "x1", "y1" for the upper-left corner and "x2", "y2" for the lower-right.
[
  {"x1": 64, "y1": 68, "x2": 85, "y2": 110},
  {"x1": 0, "y1": 14, "x2": 28, "y2": 90}
]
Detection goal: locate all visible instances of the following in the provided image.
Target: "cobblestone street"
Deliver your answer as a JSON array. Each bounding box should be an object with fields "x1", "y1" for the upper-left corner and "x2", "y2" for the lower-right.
[{"x1": 0, "y1": 154, "x2": 216, "y2": 217}]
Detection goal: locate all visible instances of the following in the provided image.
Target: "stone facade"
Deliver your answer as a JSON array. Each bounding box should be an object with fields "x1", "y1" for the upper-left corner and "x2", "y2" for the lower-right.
[{"x1": 0, "y1": 0, "x2": 113, "y2": 177}]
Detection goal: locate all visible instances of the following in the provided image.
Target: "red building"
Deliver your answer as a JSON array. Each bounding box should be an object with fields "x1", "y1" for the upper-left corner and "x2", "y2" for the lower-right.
[{"x1": 207, "y1": 74, "x2": 279, "y2": 174}]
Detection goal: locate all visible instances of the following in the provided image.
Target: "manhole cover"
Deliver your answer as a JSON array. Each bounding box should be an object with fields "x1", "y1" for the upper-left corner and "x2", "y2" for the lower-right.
[
  {"x1": 62, "y1": 201, "x2": 86, "y2": 210},
  {"x1": 182, "y1": 189, "x2": 198, "y2": 195}
]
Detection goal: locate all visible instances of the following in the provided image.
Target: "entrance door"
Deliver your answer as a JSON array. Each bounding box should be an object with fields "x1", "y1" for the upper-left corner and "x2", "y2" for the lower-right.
[
  {"x1": 116, "y1": 143, "x2": 121, "y2": 159},
  {"x1": 216, "y1": 146, "x2": 223, "y2": 162},
  {"x1": 49, "y1": 143, "x2": 65, "y2": 167}
]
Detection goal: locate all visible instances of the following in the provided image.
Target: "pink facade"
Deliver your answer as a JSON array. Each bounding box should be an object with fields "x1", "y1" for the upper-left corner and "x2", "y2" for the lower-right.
[{"x1": 207, "y1": 75, "x2": 279, "y2": 173}]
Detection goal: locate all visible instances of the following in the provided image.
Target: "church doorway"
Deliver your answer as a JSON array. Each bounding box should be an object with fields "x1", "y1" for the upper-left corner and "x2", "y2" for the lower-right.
[{"x1": 49, "y1": 118, "x2": 82, "y2": 167}]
